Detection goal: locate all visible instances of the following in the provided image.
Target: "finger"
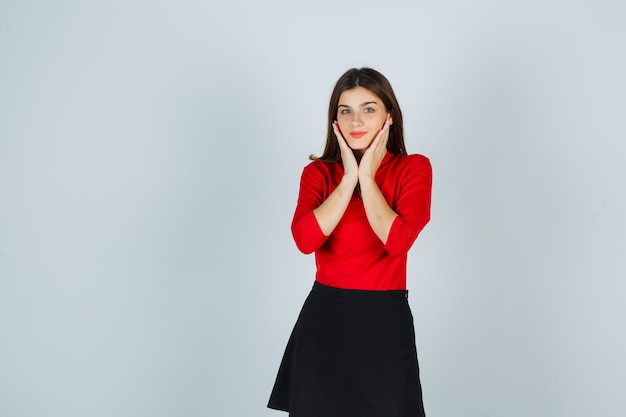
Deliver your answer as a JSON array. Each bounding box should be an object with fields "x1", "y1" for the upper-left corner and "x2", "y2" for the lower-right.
[
  {"x1": 333, "y1": 121, "x2": 348, "y2": 145},
  {"x1": 379, "y1": 122, "x2": 390, "y2": 148},
  {"x1": 332, "y1": 122, "x2": 349, "y2": 150},
  {"x1": 332, "y1": 121, "x2": 343, "y2": 138},
  {"x1": 370, "y1": 121, "x2": 390, "y2": 151},
  {"x1": 333, "y1": 122, "x2": 359, "y2": 170}
]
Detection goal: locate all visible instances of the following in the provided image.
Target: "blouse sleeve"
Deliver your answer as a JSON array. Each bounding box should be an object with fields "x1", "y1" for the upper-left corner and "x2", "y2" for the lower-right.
[
  {"x1": 384, "y1": 155, "x2": 432, "y2": 257},
  {"x1": 291, "y1": 163, "x2": 329, "y2": 254}
]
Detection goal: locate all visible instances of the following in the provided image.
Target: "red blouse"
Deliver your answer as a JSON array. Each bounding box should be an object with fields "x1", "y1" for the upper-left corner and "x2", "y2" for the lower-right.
[{"x1": 291, "y1": 151, "x2": 432, "y2": 290}]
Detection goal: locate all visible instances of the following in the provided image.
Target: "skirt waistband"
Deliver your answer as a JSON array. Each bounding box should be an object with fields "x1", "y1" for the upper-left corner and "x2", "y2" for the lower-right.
[{"x1": 312, "y1": 281, "x2": 408, "y2": 300}]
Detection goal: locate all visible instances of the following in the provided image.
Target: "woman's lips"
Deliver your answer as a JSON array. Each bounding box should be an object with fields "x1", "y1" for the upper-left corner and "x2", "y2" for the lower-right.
[{"x1": 349, "y1": 131, "x2": 366, "y2": 139}]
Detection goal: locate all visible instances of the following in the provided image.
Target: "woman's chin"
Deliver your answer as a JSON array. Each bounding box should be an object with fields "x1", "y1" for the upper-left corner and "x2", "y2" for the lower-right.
[{"x1": 348, "y1": 140, "x2": 374, "y2": 152}]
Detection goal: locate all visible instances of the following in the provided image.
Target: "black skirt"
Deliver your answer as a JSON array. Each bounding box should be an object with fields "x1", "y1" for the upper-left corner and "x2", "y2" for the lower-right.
[{"x1": 268, "y1": 282, "x2": 426, "y2": 417}]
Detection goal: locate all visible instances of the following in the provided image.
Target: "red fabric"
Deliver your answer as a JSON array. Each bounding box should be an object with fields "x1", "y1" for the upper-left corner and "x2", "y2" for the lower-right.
[{"x1": 291, "y1": 152, "x2": 432, "y2": 290}]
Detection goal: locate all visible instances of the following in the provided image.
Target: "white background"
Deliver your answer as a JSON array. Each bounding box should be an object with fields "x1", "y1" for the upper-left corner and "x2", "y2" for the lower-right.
[{"x1": 1, "y1": 1, "x2": 625, "y2": 416}]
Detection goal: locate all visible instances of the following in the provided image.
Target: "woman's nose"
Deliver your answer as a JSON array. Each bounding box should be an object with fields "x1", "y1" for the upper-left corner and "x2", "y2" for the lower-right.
[{"x1": 351, "y1": 114, "x2": 363, "y2": 126}]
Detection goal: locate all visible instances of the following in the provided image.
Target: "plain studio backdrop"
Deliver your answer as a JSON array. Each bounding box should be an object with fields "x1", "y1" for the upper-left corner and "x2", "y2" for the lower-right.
[{"x1": 1, "y1": 1, "x2": 625, "y2": 416}]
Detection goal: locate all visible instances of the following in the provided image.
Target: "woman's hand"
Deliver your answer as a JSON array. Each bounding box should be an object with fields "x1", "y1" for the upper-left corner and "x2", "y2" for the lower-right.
[
  {"x1": 359, "y1": 118, "x2": 391, "y2": 181},
  {"x1": 357, "y1": 117, "x2": 397, "y2": 244},
  {"x1": 311, "y1": 122, "x2": 360, "y2": 236},
  {"x1": 333, "y1": 121, "x2": 359, "y2": 185}
]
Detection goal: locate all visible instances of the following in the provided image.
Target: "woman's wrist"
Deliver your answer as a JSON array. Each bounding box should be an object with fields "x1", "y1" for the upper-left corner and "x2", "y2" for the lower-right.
[
  {"x1": 358, "y1": 174, "x2": 376, "y2": 189},
  {"x1": 341, "y1": 172, "x2": 359, "y2": 189}
]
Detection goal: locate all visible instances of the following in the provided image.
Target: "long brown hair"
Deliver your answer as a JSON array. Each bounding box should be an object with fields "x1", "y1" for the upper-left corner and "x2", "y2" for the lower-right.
[{"x1": 311, "y1": 67, "x2": 406, "y2": 162}]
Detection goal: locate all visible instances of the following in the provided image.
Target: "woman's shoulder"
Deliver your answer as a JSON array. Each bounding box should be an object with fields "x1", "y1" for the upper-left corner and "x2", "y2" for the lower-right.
[
  {"x1": 301, "y1": 158, "x2": 341, "y2": 179},
  {"x1": 390, "y1": 152, "x2": 431, "y2": 170},
  {"x1": 304, "y1": 157, "x2": 342, "y2": 170}
]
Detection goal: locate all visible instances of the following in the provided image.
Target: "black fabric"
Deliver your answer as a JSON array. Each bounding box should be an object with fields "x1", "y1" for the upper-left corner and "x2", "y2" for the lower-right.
[{"x1": 268, "y1": 282, "x2": 426, "y2": 417}]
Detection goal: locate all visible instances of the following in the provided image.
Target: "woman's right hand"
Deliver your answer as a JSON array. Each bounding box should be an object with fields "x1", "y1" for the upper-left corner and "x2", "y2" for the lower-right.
[
  {"x1": 333, "y1": 121, "x2": 359, "y2": 186},
  {"x1": 311, "y1": 122, "x2": 360, "y2": 236}
]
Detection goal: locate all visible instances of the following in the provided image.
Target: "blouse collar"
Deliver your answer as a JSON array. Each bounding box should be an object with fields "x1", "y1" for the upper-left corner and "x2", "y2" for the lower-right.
[{"x1": 380, "y1": 151, "x2": 394, "y2": 167}]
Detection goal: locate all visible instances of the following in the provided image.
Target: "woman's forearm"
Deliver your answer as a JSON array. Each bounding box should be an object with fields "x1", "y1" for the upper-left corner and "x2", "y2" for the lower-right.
[
  {"x1": 312, "y1": 175, "x2": 358, "y2": 236},
  {"x1": 359, "y1": 176, "x2": 398, "y2": 244}
]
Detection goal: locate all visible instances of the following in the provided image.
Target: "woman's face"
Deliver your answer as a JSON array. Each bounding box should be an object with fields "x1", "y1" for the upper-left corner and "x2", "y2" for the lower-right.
[{"x1": 336, "y1": 86, "x2": 391, "y2": 154}]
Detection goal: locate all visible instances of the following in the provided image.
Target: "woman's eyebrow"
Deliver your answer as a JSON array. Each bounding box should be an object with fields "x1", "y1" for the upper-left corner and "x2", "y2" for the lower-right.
[{"x1": 338, "y1": 101, "x2": 379, "y2": 108}]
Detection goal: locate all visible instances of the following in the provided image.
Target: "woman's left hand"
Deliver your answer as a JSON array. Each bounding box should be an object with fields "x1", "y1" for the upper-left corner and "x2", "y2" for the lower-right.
[{"x1": 359, "y1": 118, "x2": 391, "y2": 181}]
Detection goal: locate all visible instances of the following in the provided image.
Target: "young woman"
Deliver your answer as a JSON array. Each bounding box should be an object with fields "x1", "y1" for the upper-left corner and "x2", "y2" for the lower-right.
[{"x1": 268, "y1": 67, "x2": 432, "y2": 417}]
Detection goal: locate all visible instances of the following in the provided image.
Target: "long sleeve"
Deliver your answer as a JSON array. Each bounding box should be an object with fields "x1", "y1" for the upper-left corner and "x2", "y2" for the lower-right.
[
  {"x1": 291, "y1": 163, "x2": 331, "y2": 254},
  {"x1": 383, "y1": 155, "x2": 432, "y2": 257},
  {"x1": 289, "y1": 153, "x2": 431, "y2": 290}
]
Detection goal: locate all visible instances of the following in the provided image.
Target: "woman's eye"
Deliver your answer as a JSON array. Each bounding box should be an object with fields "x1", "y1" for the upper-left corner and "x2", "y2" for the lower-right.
[
  {"x1": 340, "y1": 109, "x2": 350, "y2": 115},
  {"x1": 364, "y1": 107, "x2": 374, "y2": 113}
]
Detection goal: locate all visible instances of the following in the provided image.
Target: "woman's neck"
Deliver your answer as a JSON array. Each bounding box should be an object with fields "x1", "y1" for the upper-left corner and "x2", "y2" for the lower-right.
[{"x1": 354, "y1": 150, "x2": 364, "y2": 164}]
